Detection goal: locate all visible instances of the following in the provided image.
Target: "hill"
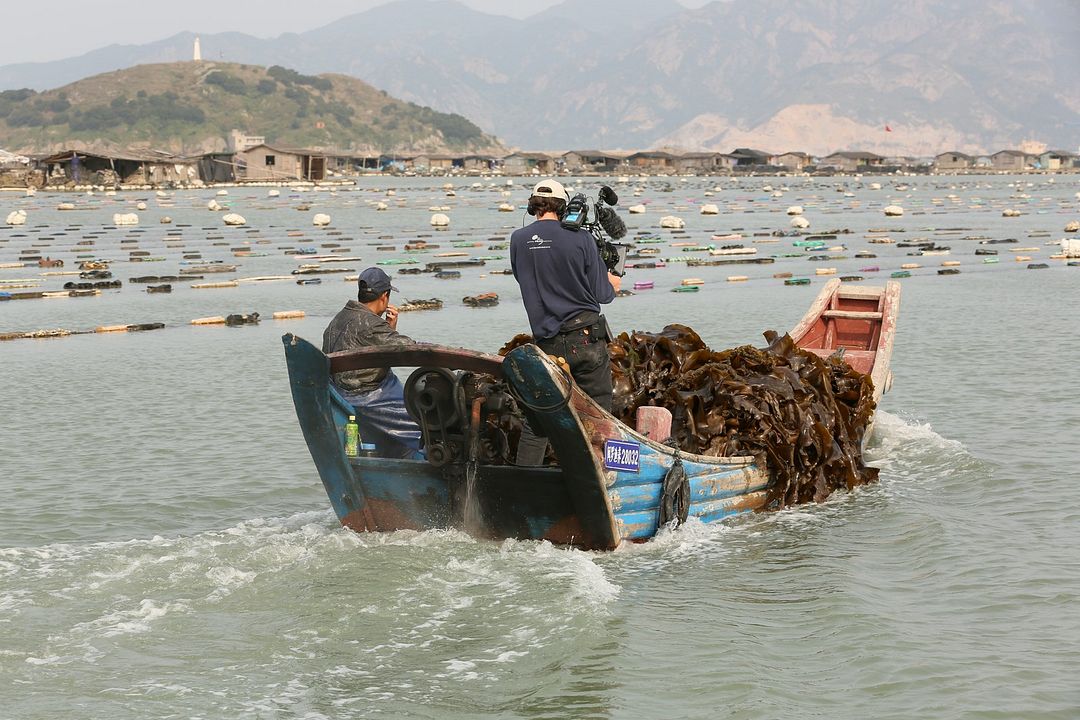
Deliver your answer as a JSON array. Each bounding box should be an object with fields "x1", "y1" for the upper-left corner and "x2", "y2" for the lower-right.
[
  {"x1": 1, "y1": 0, "x2": 1077, "y2": 154},
  {"x1": 0, "y1": 61, "x2": 504, "y2": 155}
]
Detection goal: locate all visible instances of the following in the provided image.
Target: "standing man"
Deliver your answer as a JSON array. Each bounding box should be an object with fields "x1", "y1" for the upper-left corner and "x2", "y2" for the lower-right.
[
  {"x1": 323, "y1": 267, "x2": 422, "y2": 459},
  {"x1": 510, "y1": 179, "x2": 621, "y2": 465}
]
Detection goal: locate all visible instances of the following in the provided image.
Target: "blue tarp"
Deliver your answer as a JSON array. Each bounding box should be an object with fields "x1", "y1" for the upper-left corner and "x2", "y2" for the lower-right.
[{"x1": 338, "y1": 372, "x2": 422, "y2": 460}]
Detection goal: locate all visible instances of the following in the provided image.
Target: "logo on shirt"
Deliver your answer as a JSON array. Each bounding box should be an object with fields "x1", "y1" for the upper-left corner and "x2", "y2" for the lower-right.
[{"x1": 528, "y1": 233, "x2": 551, "y2": 249}]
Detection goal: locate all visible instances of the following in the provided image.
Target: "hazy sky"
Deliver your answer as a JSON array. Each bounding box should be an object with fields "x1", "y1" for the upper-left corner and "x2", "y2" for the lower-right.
[{"x1": 1, "y1": 0, "x2": 712, "y2": 66}]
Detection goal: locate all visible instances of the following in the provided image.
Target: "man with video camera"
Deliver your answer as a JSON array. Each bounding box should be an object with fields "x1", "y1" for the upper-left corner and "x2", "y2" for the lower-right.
[{"x1": 509, "y1": 179, "x2": 621, "y2": 465}]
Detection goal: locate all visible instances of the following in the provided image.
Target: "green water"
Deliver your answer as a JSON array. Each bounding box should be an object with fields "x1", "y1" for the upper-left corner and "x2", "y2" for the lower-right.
[{"x1": 2, "y1": 175, "x2": 1078, "y2": 718}]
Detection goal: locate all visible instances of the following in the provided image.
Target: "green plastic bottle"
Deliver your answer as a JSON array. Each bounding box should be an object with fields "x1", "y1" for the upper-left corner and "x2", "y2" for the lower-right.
[{"x1": 344, "y1": 415, "x2": 360, "y2": 457}]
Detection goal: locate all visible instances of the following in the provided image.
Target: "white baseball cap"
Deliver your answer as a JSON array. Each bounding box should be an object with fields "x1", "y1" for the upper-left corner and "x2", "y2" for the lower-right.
[{"x1": 530, "y1": 179, "x2": 569, "y2": 202}]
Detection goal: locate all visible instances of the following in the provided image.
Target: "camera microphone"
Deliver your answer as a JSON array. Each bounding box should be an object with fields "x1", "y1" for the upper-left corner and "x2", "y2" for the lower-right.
[
  {"x1": 598, "y1": 185, "x2": 619, "y2": 206},
  {"x1": 595, "y1": 204, "x2": 627, "y2": 240}
]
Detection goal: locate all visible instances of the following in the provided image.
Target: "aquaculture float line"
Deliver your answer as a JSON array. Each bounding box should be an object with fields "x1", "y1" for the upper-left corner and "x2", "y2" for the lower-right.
[{"x1": 0, "y1": 310, "x2": 305, "y2": 342}]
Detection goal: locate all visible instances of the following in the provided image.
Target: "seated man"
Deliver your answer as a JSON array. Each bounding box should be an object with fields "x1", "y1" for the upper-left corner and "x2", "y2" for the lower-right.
[{"x1": 322, "y1": 267, "x2": 422, "y2": 459}]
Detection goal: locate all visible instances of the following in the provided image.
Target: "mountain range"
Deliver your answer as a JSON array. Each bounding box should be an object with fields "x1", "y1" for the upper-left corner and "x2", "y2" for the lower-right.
[{"x1": 1, "y1": 0, "x2": 1078, "y2": 155}]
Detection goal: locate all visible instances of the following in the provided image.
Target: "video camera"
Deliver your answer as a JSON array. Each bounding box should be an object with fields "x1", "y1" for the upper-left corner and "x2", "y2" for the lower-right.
[{"x1": 560, "y1": 184, "x2": 629, "y2": 276}]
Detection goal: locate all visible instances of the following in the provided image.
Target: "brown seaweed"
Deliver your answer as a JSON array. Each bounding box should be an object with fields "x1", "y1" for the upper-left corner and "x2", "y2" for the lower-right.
[
  {"x1": 607, "y1": 325, "x2": 878, "y2": 508},
  {"x1": 498, "y1": 324, "x2": 879, "y2": 508}
]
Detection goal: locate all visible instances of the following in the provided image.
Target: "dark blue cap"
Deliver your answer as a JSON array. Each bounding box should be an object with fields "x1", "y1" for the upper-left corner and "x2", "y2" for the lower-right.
[{"x1": 357, "y1": 266, "x2": 398, "y2": 299}]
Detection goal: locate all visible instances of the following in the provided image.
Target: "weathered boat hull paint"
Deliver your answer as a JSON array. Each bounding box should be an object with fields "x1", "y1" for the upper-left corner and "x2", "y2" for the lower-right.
[
  {"x1": 282, "y1": 279, "x2": 897, "y2": 549},
  {"x1": 284, "y1": 333, "x2": 772, "y2": 549},
  {"x1": 285, "y1": 335, "x2": 589, "y2": 544}
]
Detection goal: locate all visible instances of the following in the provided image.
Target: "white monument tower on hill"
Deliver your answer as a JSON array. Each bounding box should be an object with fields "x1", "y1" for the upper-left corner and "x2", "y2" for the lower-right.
[{"x1": 193, "y1": 37, "x2": 202, "y2": 62}]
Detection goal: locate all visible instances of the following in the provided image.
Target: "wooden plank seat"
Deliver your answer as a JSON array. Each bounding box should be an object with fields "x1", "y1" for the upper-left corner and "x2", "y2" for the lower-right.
[{"x1": 822, "y1": 309, "x2": 882, "y2": 320}]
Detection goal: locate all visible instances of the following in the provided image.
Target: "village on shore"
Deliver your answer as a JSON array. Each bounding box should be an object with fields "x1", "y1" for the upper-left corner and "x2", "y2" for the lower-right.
[{"x1": 2, "y1": 134, "x2": 1078, "y2": 190}]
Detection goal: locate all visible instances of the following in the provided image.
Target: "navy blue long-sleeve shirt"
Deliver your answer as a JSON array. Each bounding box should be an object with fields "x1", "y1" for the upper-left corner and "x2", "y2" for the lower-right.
[{"x1": 510, "y1": 219, "x2": 615, "y2": 339}]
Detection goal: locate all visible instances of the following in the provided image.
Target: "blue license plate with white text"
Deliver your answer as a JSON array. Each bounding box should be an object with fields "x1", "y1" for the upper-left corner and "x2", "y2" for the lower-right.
[{"x1": 603, "y1": 439, "x2": 640, "y2": 472}]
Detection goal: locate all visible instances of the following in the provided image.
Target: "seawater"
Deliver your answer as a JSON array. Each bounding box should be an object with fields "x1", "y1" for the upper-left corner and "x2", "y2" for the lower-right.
[{"x1": 2, "y1": 175, "x2": 1079, "y2": 718}]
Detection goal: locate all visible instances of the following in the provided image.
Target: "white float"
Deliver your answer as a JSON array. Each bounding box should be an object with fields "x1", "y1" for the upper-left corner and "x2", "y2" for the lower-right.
[
  {"x1": 628, "y1": 204, "x2": 646, "y2": 214},
  {"x1": 268, "y1": 189, "x2": 280, "y2": 197},
  {"x1": 430, "y1": 213, "x2": 450, "y2": 227},
  {"x1": 312, "y1": 213, "x2": 331, "y2": 226},
  {"x1": 222, "y1": 213, "x2": 246, "y2": 226},
  {"x1": 786, "y1": 206, "x2": 804, "y2": 215},
  {"x1": 207, "y1": 199, "x2": 222, "y2": 211},
  {"x1": 660, "y1": 216, "x2": 685, "y2": 229},
  {"x1": 790, "y1": 216, "x2": 810, "y2": 229},
  {"x1": 699, "y1": 204, "x2": 719, "y2": 215},
  {"x1": 883, "y1": 205, "x2": 904, "y2": 216},
  {"x1": 6, "y1": 210, "x2": 27, "y2": 225},
  {"x1": 113, "y1": 213, "x2": 139, "y2": 226}
]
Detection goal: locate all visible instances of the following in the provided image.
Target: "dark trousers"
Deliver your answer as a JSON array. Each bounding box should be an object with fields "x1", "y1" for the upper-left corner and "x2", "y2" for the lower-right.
[{"x1": 516, "y1": 327, "x2": 612, "y2": 466}]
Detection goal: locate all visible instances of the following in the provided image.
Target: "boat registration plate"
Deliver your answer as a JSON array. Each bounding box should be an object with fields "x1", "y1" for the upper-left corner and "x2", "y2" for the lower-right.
[{"x1": 604, "y1": 439, "x2": 640, "y2": 472}]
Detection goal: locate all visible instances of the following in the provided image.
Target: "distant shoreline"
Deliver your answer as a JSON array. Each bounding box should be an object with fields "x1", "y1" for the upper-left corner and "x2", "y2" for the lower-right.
[{"x1": 2, "y1": 166, "x2": 1078, "y2": 192}]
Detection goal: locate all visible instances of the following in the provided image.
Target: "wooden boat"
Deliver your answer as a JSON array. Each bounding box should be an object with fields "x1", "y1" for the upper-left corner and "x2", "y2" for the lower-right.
[
  {"x1": 787, "y1": 278, "x2": 900, "y2": 409},
  {"x1": 282, "y1": 278, "x2": 900, "y2": 550}
]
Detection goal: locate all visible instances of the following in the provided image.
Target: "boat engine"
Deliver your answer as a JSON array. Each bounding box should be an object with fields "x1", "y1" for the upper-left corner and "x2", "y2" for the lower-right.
[{"x1": 404, "y1": 367, "x2": 515, "y2": 467}]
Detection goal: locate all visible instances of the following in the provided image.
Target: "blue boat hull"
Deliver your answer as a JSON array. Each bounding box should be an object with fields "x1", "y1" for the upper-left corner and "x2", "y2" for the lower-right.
[{"x1": 283, "y1": 334, "x2": 771, "y2": 549}]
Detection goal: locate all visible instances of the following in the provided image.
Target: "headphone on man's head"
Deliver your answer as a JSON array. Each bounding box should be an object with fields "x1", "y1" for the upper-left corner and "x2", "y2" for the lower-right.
[{"x1": 527, "y1": 189, "x2": 568, "y2": 219}]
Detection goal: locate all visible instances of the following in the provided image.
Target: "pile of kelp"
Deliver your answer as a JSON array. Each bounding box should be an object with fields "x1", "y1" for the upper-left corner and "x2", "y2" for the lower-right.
[{"x1": 607, "y1": 324, "x2": 878, "y2": 508}]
